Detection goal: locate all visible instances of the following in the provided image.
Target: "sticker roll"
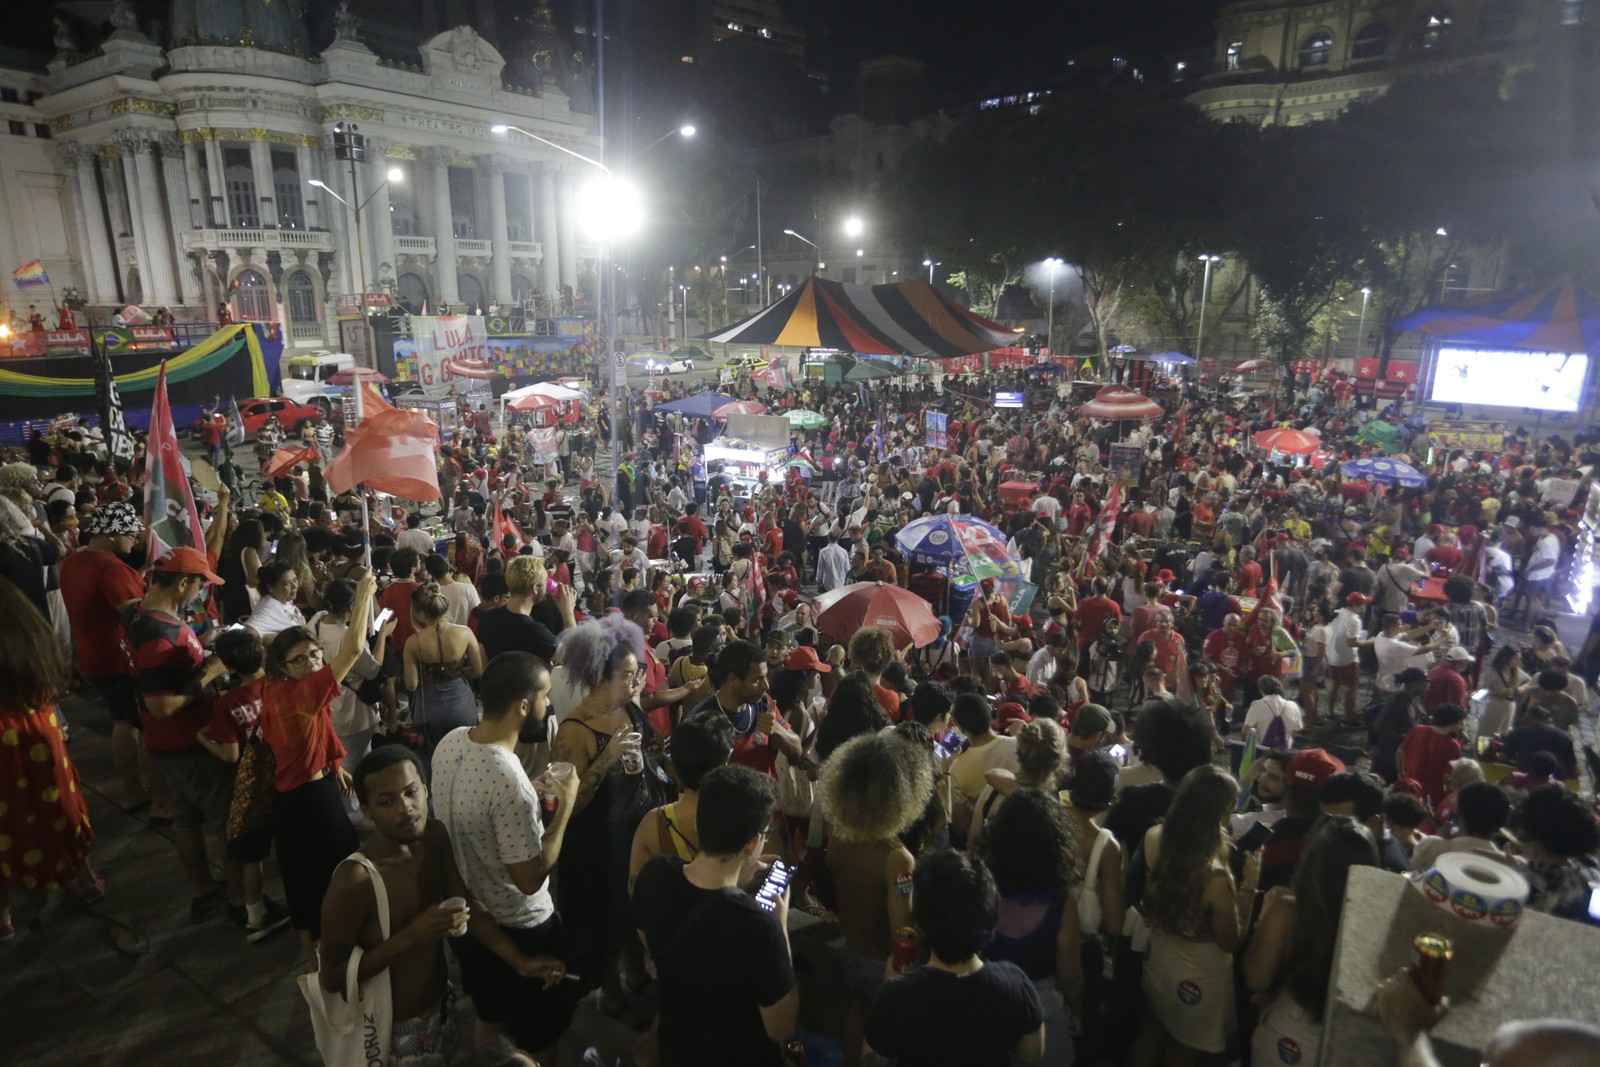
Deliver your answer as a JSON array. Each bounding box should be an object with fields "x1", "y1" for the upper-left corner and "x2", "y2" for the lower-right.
[{"x1": 1408, "y1": 851, "x2": 1530, "y2": 929}]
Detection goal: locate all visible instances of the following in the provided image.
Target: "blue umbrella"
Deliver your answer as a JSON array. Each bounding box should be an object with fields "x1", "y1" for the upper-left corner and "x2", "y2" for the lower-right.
[
  {"x1": 651, "y1": 391, "x2": 739, "y2": 419},
  {"x1": 1340, "y1": 456, "x2": 1427, "y2": 489},
  {"x1": 1026, "y1": 361, "x2": 1070, "y2": 375},
  {"x1": 894, "y1": 514, "x2": 1021, "y2": 581},
  {"x1": 1141, "y1": 351, "x2": 1196, "y2": 365}
]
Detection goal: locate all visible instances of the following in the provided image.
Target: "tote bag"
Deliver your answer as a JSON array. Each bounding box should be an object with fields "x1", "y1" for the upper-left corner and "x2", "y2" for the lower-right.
[{"x1": 298, "y1": 852, "x2": 393, "y2": 1067}]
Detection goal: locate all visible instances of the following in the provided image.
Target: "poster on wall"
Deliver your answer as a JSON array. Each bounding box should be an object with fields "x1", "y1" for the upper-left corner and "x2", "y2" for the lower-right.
[
  {"x1": 408, "y1": 315, "x2": 490, "y2": 394},
  {"x1": 925, "y1": 410, "x2": 948, "y2": 450}
]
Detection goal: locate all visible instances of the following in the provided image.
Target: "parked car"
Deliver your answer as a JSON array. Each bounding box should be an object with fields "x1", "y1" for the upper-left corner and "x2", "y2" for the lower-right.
[
  {"x1": 724, "y1": 352, "x2": 767, "y2": 372},
  {"x1": 629, "y1": 354, "x2": 694, "y2": 375},
  {"x1": 236, "y1": 397, "x2": 324, "y2": 435}
]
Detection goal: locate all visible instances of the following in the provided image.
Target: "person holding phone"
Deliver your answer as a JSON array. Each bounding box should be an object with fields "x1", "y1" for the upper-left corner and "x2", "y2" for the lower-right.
[{"x1": 633, "y1": 765, "x2": 798, "y2": 1067}]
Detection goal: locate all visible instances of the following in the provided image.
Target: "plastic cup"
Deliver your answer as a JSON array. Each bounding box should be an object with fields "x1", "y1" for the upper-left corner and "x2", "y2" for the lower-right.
[
  {"x1": 440, "y1": 896, "x2": 468, "y2": 936},
  {"x1": 620, "y1": 732, "x2": 645, "y2": 775},
  {"x1": 537, "y1": 762, "x2": 574, "y2": 812}
]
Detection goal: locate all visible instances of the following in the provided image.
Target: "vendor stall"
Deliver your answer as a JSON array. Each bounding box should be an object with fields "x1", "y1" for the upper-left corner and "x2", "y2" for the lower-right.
[{"x1": 704, "y1": 438, "x2": 789, "y2": 504}]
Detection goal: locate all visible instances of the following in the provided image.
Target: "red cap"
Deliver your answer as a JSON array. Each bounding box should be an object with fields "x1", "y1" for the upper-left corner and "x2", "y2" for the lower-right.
[
  {"x1": 152, "y1": 546, "x2": 224, "y2": 585},
  {"x1": 1155, "y1": 568, "x2": 1176, "y2": 582},
  {"x1": 783, "y1": 647, "x2": 832, "y2": 673},
  {"x1": 1285, "y1": 748, "x2": 1345, "y2": 792},
  {"x1": 1345, "y1": 591, "x2": 1372, "y2": 605}
]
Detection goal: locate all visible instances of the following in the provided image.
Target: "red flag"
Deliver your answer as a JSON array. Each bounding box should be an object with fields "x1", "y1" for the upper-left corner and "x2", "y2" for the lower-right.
[
  {"x1": 145, "y1": 362, "x2": 206, "y2": 558},
  {"x1": 491, "y1": 496, "x2": 526, "y2": 553},
  {"x1": 326, "y1": 399, "x2": 442, "y2": 501},
  {"x1": 1173, "y1": 400, "x2": 1188, "y2": 440},
  {"x1": 1085, "y1": 481, "x2": 1122, "y2": 564}
]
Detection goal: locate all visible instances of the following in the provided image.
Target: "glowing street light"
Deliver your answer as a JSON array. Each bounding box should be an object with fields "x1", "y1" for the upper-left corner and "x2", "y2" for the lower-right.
[
  {"x1": 308, "y1": 164, "x2": 404, "y2": 300},
  {"x1": 843, "y1": 216, "x2": 864, "y2": 238},
  {"x1": 784, "y1": 228, "x2": 822, "y2": 275},
  {"x1": 1042, "y1": 257, "x2": 1063, "y2": 354},
  {"x1": 1195, "y1": 253, "x2": 1222, "y2": 363},
  {"x1": 923, "y1": 258, "x2": 941, "y2": 284}
]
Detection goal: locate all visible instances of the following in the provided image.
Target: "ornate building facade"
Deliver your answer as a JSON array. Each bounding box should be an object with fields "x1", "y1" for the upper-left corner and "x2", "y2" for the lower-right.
[{"x1": 0, "y1": 1, "x2": 600, "y2": 347}]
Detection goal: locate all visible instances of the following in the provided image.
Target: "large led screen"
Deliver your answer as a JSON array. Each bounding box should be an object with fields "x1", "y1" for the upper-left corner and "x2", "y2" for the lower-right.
[{"x1": 1429, "y1": 347, "x2": 1589, "y2": 413}]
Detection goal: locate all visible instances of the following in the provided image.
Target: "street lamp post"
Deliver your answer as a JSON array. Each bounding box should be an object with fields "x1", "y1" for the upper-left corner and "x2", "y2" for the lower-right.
[
  {"x1": 1356, "y1": 286, "x2": 1371, "y2": 358},
  {"x1": 1195, "y1": 254, "x2": 1221, "y2": 363},
  {"x1": 308, "y1": 165, "x2": 403, "y2": 311},
  {"x1": 923, "y1": 258, "x2": 940, "y2": 284},
  {"x1": 784, "y1": 229, "x2": 821, "y2": 277},
  {"x1": 1043, "y1": 257, "x2": 1062, "y2": 354}
]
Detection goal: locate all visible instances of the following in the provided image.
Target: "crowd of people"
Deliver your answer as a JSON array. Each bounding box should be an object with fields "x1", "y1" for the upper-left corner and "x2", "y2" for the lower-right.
[{"x1": 2, "y1": 359, "x2": 1599, "y2": 1067}]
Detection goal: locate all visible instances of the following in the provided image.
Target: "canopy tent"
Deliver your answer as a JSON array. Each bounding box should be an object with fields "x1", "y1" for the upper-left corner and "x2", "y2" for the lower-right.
[
  {"x1": 1025, "y1": 361, "x2": 1071, "y2": 375},
  {"x1": 705, "y1": 276, "x2": 1018, "y2": 358},
  {"x1": 503, "y1": 381, "x2": 583, "y2": 403},
  {"x1": 1389, "y1": 278, "x2": 1600, "y2": 353},
  {"x1": 1134, "y1": 351, "x2": 1196, "y2": 365},
  {"x1": 651, "y1": 391, "x2": 740, "y2": 419},
  {"x1": 845, "y1": 359, "x2": 896, "y2": 381},
  {"x1": 1235, "y1": 359, "x2": 1272, "y2": 372}
]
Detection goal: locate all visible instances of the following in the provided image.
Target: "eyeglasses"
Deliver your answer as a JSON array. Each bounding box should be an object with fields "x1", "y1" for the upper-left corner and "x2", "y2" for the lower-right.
[{"x1": 286, "y1": 646, "x2": 325, "y2": 668}]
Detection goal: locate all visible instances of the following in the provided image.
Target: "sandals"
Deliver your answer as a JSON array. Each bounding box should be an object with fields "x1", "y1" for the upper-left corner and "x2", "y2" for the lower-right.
[{"x1": 72, "y1": 875, "x2": 107, "y2": 904}]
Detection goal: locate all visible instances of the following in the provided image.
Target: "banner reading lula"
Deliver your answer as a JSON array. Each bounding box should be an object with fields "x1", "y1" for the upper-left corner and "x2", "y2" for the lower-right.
[{"x1": 408, "y1": 315, "x2": 490, "y2": 395}]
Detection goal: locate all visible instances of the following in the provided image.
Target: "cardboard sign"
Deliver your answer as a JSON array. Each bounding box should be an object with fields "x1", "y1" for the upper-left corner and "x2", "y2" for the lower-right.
[{"x1": 1430, "y1": 420, "x2": 1505, "y2": 451}]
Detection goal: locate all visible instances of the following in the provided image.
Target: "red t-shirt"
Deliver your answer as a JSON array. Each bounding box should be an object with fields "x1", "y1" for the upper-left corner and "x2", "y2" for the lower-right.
[
  {"x1": 379, "y1": 579, "x2": 421, "y2": 651},
  {"x1": 59, "y1": 548, "x2": 146, "y2": 677},
  {"x1": 209, "y1": 677, "x2": 265, "y2": 747},
  {"x1": 128, "y1": 608, "x2": 214, "y2": 752},
  {"x1": 1137, "y1": 629, "x2": 1186, "y2": 680},
  {"x1": 874, "y1": 684, "x2": 904, "y2": 723},
  {"x1": 1074, "y1": 596, "x2": 1123, "y2": 649},
  {"x1": 1235, "y1": 561, "x2": 1263, "y2": 597},
  {"x1": 1425, "y1": 665, "x2": 1469, "y2": 714},
  {"x1": 259, "y1": 666, "x2": 346, "y2": 791},
  {"x1": 1201, "y1": 629, "x2": 1248, "y2": 697},
  {"x1": 1401, "y1": 724, "x2": 1462, "y2": 807}
]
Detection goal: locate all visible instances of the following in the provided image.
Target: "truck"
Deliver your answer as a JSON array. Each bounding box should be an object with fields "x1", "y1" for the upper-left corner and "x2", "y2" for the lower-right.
[{"x1": 280, "y1": 351, "x2": 357, "y2": 414}]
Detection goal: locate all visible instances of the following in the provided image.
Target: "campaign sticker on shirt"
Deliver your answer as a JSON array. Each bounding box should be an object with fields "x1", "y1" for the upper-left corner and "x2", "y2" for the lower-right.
[
  {"x1": 1177, "y1": 980, "x2": 1203, "y2": 1006},
  {"x1": 1277, "y1": 1037, "x2": 1303, "y2": 1064}
]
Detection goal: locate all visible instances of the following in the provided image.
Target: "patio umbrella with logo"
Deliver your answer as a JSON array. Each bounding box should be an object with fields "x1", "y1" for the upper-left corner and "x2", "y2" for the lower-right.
[
  {"x1": 1253, "y1": 428, "x2": 1321, "y2": 455},
  {"x1": 813, "y1": 581, "x2": 943, "y2": 648},
  {"x1": 784, "y1": 409, "x2": 829, "y2": 430},
  {"x1": 894, "y1": 514, "x2": 1020, "y2": 583},
  {"x1": 1340, "y1": 456, "x2": 1428, "y2": 488}
]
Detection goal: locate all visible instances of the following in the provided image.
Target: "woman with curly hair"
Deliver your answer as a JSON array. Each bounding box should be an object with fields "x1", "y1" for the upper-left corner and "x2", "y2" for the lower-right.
[
  {"x1": 0, "y1": 577, "x2": 101, "y2": 940},
  {"x1": 969, "y1": 718, "x2": 1067, "y2": 842},
  {"x1": 819, "y1": 730, "x2": 934, "y2": 1067},
  {"x1": 814, "y1": 670, "x2": 891, "y2": 762},
  {"x1": 548, "y1": 615, "x2": 670, "y2": 1016},
  {"x1": 1131, "y1": 764, "x2": 1259, "y2": 1067},
  {"x1": 979, "y1": 788, "x2": 1084, "y2": 1067},
  {"x1": 1245, "y1": 816, "x2": 1379, "y2": 1067}
]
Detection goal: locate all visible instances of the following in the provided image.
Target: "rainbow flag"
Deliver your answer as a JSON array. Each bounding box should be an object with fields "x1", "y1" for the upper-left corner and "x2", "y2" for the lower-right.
[{"x1": 11, "y1": 260, "x2": 49, "y2": 288}]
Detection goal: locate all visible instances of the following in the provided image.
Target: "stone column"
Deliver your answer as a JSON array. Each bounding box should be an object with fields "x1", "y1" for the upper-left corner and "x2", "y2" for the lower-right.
[
  {"x1": 130, "y1": 138, "x2": 181, "y2": 308},
  {"x1": 295, "y1": 142, "x2": 320, "y2": 230},
  {"x1": 180, "y1": 141, "x2": 205, "y2": 229},
  {"x1": 203, "y1": 139, "x2": 229, "y2": 226},
  {"x1": 483, "y1": 154, "x2": 513, "y2": 304},
  {"x1": 59, "y1": 143, "x2": 117, "y2": 305},
  {"x1": 319, "y1": 144, "x2": 354, "y2": 300},
  {"x1": 157, "y1": 135, "x2": 195, "y2": 306},
  {"x1": 427, "y1": 147, "x2": 460, "y2": 306},
  {"x1": 249, "y1": 139, "x2": 275, "y2": 228},
  {"x1": 363, "y1": 139, "x2": 395, "y2": 290},
  {"x1": 556, "y1": 167, "x2": 578, "y2": 292},
  {"x1": 537, "y1": 164, "x2": 559, "y2": 298}
]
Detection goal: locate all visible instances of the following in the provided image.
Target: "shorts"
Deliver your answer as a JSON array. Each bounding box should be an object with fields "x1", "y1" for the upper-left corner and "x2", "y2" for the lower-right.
[
  {"x1": 390, "y1": 990, "x2": 457, "y2": 1067},
  {"x1": 153, "y1": 747, "x2": 234, "y2": 833},
  {"x1": 88, "y1": 674, "x2": 143, "y2": 728},
  {"x1": 840, "y1": 943, "x2": 887, "y2": 1002},
  {"x1": 225, "y1": 826, "x2": 273, "y2": 864},
  {"x1": 968, "y1": 636, "x2": 998, "y2": 662},
  {"x1": 453, "y1": 912, "x2": 574, "y2": 1052},
  {"x1": 1527, "y1": 577, "x2": 1554, "y2": 597},
  {"x1": 1328, "y1": 662, "x2": 1359, "y2": 686}
]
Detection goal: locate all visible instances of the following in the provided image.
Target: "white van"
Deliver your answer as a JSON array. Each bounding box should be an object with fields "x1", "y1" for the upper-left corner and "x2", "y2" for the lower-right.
[{"x1": 280, "y1": 351, "x2": 357, "y2": 411}]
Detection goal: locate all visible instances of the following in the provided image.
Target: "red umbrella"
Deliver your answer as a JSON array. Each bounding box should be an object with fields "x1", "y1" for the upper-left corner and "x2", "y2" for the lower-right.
[
  {"x1": 813, "y1": 581, "x2": 942, "y2": 649},
  {"x1": 264, "y1": 444, "x2": 321, "y2": 479},
  {"x1": 506, "y1": 392, "x2": 560, "y2": 413},
  {"x1": 1094, "y1": 384, "x2": 1140, "y2": 399},
  {"x1": 713, "y1": 399, "x2": 767, "y2": 417},
  {"x1": 1081, "y1": 394, "x2": 1163, "y2": 420},
  {"x1": 1235, "y1": 359, "x2": 1271, "y2": 372},
  {"x1": 1253, "y1": 428, "x2": 1321, "y2": 455},
  {"x1": 329, "y1": 367, "x2": 389, "y2": 386}
]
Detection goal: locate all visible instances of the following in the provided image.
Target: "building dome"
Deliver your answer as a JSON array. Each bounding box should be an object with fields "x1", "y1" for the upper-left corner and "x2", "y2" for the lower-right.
[{"x1": 168, "y1": 0, "x2": 309, "y2": 54}]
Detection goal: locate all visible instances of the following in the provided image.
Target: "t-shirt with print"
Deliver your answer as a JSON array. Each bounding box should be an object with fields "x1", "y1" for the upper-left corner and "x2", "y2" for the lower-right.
[
  {"x1": 59, "y1": 548, "x2": 146, "y2": 677},
  {"x1": 633, "y1": 855, "x2": 794, "y2": 1067},
  {"x1": 128, "y1": 608, "x2": 214, "y2": 752},
  {"x1": 430, "y1": 726, "x2": 555, "y2": 929},
  {"x1": 209, "y1": 677, "x2": 266, "y2": 747},
  {"x1": 258, "y1": 666, "x2": 346, "y2": 791}
]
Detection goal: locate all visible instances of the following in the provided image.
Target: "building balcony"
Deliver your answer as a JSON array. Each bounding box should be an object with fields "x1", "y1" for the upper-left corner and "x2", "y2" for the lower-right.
[
  {"x1": 394, "y1": 235, "x2": 437, "y2": 256},
  {"x1": 508, "y1": 241, "x2": 543, "y2": 259},
  {"x1": 455, "y1": 239, "x2": 492, "y2": 255},
  {"x1": 180, "y1": 228, "x2": 336, "y2": 254}
]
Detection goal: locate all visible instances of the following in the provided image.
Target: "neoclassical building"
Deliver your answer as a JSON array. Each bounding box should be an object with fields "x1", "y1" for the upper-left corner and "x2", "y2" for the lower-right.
[
  {"x1": 1186, "y1": 0, "x2": 1577, "y2": 125},
  {"x1": 0, "y1": 0, "x2": 601, "y2": 347}
]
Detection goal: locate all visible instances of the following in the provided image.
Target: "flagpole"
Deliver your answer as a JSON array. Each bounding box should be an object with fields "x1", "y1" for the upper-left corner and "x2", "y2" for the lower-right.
[{"x1": 354, "y1": 381, "x2": 371, "y2": 569}]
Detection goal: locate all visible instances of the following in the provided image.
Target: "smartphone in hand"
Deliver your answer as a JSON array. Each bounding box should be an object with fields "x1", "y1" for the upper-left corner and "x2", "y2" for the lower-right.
[{"x1": 754, "y1": 860, "x2": 793, "y2": 913}]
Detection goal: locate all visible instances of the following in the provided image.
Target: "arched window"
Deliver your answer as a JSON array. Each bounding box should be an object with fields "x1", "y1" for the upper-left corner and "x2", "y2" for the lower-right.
[
  {"x1": 457, "y1": 273, "x2": 485, "y2": 313},
  {"x1": 511, "y1": 273, "x2": 533, "y2": 305},
  {"x1": 1298, "y1": 31, "x2": 1334, "y2": 66},
  {"x1": 1351, "y1": 22, "x2": 1390, "y2": 58},
  {"x1": 1480, "y1": 0, "x2": 1518, "y2": 37},
  {"x1": 397, "y1": 272, "x2": 430, "y2": 313},
  {"x1": 285, "y1": 270, "x2": 319, "y2": 323},
  {"x1": 234, "y1": 269, "x2": 272, "y2": 321},
  {"x1": 1418, "y1": 10, "x2": 1454, "y2": 50}
]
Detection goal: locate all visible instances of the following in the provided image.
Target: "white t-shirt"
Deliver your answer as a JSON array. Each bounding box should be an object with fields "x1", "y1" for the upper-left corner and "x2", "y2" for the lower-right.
[
  {"x1": 1243, "y1": 695, "x2": 1304, "y2": 746},
  {"x1": 430, "y1": 727, "x2": 555, "y2": 929},
  {"x1": 1025, "y1": 647, "x2": 1058, "y2": 687},
  {"x1": 1032, "y1": 495, "x2": 1062, "y2": 520},
  {"x1": 1323, "y1": 609, "x2": 1362, "y2": 668},
  {"x1": 1526, "y1": 533, "x2": 1561, "y2": 582},
  {"x1": 398, "y1": 527, "x2": 437, "y2": 557},
  {"x1": 441, "y1": 580, "x2": 481, "y2": 626},
  {"x1": 1375, "y1": 634, "x2": 1429, "y2": 690}
]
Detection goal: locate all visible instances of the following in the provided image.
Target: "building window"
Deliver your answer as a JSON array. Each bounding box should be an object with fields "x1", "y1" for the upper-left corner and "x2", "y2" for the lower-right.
[
  {"x1": 842, "y1": 268, "x2": 856, "y2": 284},
  {"x1": 223, "y1": 147, "x2": 259, "y2": 228},
  {"x1": 1352, "y1": 22, "x2": 1390, "y2": 58},
  {"x1": 1111, "y1": 55, "x2": 1126, "y2": 71},
  {"x1": 34, "y1": 124, "x2": 50, "y2": 138},
  {"x1": 1561, "y1": 0, "x2": 1587, "y2": 24},
  {"x1": 448, "y1": 167, "x2": 476, "y2": 239},
  {"x1": 0, "y1": 88, "x2": 16, "y2": 103},
  {"x1": 457, "y1": 273, "x2": 485, "y2": 311},
  {"x1": 397, "y1": 272, "x2": 429, "y2": 313},
  {"x1": 272, "y1": 150, "x2": 304, "y2": 230},
  {"x1": 234, "y1": 269, "x2": 272, "y2": 321},
  {"x1": 285, "y1": 270, "x2": 319, "y2": 322},
  {"x1": 1225, "y1": 40, "x2": 1244, "y2": 71},
  {"x1": 1418, "y1": 11, "x2": 1454, "y2": 50},
  {"x1": 1480, "y1": 0, "x2": 1518, "y2": 36},
  {"x1": 1298, "y1": 32, "x2": 1334, "y2": 67},
  {"x1": 6, "y1": 120, "x2": 23, "y2": 136}
]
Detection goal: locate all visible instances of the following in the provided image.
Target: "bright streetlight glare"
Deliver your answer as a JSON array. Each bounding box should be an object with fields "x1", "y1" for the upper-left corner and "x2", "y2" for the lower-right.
[
  {"x1": 576, "y1": 175, "x2": 644, "y2": 241},
  {"x1": 843, "y1": 216, "x2": 864, "y2": 237},
  {"x1": 679, "y1": 124, "x2": 697, "y2": 138},
  {"x1": 307, "y1": 179, "x2": 327, "y2": 189},
  {"x1": 490, "y1": 124, "x2": 509, "y2": 133},
  {"x1": 386, "y1": 167, "x2": 404, "y2": 183}
]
